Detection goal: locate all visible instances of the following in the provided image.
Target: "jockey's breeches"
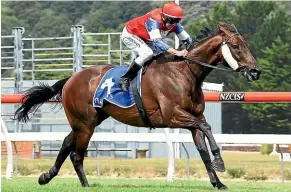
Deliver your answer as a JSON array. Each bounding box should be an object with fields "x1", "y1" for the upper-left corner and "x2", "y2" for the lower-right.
[{"x1": 121, "y1": 27, "x2": 153, "y2": 66}]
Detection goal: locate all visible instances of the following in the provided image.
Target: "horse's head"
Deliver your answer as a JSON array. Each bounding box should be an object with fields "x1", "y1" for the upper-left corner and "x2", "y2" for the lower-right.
[{"x1": 217, "y1": 22, "x2": 261, "y2": 81}]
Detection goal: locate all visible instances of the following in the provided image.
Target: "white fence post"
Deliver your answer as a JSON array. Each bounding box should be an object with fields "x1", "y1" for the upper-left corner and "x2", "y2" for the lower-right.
[
  {"x1": 174, "y1": 129, "x2": 180, "y2": 158},
  {"x1": 71, "y1": 25, "x2": 84, "y2": 73},
  {"x1": 164, "y1": 128, "x2": 174, "y2": 181},
  {"x1": 12, "y1": 27, "x2": 24, "y2": 94},
  {"x1": 1, "y1": 117, "x2": 13, "y2": 179}
]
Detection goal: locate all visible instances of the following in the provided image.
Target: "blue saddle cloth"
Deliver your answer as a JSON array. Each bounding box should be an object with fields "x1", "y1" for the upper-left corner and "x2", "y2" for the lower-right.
[{"x1": 93, "y1": 66, "x2": 142, "y2": 108}]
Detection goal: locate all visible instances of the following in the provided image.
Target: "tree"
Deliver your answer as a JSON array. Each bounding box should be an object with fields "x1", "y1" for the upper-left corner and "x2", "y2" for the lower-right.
[
  {"x1": 85, "y1": 1, "x2": 154, "y2": 32},
  {"x1": 242, "y1": 37, "x2": 291, "y2": 133},
  {"x1": 185, "y1": 1, "x2": 291, "y2": 134}
]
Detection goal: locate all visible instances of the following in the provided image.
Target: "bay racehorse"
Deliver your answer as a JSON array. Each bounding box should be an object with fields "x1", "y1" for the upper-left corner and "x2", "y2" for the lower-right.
[{"x1": 14, "y1": 22, "x2": 260, "y2": 190}]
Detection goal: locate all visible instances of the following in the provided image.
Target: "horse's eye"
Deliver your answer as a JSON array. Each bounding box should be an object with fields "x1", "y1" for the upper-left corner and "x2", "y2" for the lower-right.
[{"x1": 232, "y1": 44, "x2": 239, "y2": 50}]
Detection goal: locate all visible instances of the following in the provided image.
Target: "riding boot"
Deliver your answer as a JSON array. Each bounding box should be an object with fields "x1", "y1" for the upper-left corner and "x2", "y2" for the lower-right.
[{"x1": 119, "y1": 61, "x2": 141, "y2": 92}]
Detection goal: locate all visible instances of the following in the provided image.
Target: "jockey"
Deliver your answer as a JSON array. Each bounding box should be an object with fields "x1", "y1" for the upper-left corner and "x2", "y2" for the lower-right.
[{"x1": 119, "y1": 2, "x2": 193, "y2": 92}]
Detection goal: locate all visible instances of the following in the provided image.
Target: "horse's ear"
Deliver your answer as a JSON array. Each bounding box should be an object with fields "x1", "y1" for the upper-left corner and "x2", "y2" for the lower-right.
[
  {"x1": 218, "y1": 21, "x2": 227, "y2": 26},
  {"x1": 217, "y1": 23, "x2": 232, "y2": 36},
  {"x1": 231, "y1": 23, "x2": 239, "y2": 33}
]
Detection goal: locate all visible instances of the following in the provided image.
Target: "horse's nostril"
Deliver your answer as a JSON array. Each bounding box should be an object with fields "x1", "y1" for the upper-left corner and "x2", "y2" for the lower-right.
[
  {"x1": 250, "y1": 69, "x2": 257, "y2": 73},
  {"x1": 250, "y1": 69, "x2": 258, "y2": 74},
  {"x1": 249, "y1": 69, "x2": 261, "y2": 80}
]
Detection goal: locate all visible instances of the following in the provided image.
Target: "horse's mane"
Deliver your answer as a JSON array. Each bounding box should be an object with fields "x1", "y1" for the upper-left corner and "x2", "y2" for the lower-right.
[{"x1": 189, "y1": 22, "x2": 237, "y2": 49}]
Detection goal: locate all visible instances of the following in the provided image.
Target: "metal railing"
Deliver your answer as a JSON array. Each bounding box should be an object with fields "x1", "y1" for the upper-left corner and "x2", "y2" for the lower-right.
[{"x1": 1, "y1": 25, "x2": 133, "y2": 89}]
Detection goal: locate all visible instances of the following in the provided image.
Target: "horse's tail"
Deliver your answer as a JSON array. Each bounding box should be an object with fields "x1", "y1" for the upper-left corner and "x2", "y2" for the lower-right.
[{"x1": 14, "y1": 76, "x2": 71, "y2": 122}]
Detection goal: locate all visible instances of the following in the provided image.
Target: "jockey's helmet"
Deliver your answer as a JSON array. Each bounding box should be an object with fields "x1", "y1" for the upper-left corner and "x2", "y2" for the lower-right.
[{"x1": 162, "y1": 2, "x2": 183, "y2": 24}]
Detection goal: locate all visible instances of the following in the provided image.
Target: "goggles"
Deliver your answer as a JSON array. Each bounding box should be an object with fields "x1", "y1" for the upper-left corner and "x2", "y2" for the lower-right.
[{"x1": 163, "y1": 16, "x2": 181, "y2": 24}]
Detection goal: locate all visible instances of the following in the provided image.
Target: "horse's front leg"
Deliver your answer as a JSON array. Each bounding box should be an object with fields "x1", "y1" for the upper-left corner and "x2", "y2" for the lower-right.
[
  {"x1": 191, "y1": 129, "x2": 228, "y2": 190},
  {"x1": 169, "y1": 106, "x2": 225, "y2": 172},
  {"x1": 198, "y1": 118, "x2": 225, "y2": 172}
]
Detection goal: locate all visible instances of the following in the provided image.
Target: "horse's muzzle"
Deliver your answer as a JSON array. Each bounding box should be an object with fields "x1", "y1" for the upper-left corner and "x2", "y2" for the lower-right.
[{"x1": 239, "y1": 67, "x2": 261, "y2": 82}]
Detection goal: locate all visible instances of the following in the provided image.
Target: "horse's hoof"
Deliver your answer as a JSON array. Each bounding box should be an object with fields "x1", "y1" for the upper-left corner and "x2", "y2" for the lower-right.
[
  {"x1": 211, "y1": 158, "x2": 225, "y2": 172},
  {"x1": 211, "y1": 182, "x2": 217, "y2": 188},
  {"x1": 211, "y1": 182, "x2": 228, "y2": 190},
  {"x1": 217, "y1": 184, "x2": 228, "y2": 190},
  {"x1": 82, "y1": 183, "x2": 90, "y2": 187},
  {"x1": 38, "y1": 173, "x2": 52, "y2": 185}
]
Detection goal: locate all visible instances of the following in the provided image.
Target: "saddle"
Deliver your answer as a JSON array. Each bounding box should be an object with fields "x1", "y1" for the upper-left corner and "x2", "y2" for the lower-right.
[
  {"x1": 141, "y1": 54, "x2": 160, "y2": 74},
  {"x1": 141, "y1": 53, "x2": 179, "y2": 74}
]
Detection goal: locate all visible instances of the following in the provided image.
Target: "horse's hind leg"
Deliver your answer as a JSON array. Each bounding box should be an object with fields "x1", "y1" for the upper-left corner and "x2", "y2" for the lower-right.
[
  {"x1": 69, "y1": 108, "x2": 108, "y2": 187},
  {"x1": 38, "y1": 131, "x2": 75, "y2": 185},
  {"x1": 69, "y1": 130, "x2": 92, "y2": 187},
  {"x1": 191, "y1": 129, "x2": 228, "y2": 190}
]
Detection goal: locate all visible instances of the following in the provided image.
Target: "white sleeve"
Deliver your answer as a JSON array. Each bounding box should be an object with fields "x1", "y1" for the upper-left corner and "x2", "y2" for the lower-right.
[
  {"x1": 175, "y1": 24, "x2": 190, "y2": 41},
  {"x1": 146, "y1": 18, "x2": 162, "y2": 40},
  {"x1": 177, "y1": 30, "x2": 190, "y2": 40}
]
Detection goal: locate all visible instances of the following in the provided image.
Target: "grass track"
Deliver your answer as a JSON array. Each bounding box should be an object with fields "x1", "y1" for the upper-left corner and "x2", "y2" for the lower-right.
[{"x1": 2, "y1": 177, "x2": 291, "y2": 192}]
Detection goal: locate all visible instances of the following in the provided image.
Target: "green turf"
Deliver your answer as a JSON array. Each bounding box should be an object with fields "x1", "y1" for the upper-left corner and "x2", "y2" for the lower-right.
[{"x1": 2, "y1": 177, "x2": 291, "y2": 192}]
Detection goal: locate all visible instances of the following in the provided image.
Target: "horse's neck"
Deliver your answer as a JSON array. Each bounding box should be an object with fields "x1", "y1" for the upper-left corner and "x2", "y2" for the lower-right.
[
  {"x1": 186, "y1": 35, "x2": 222, "y2": 83},
  {"x1": 148, "y1": 35, "x2": 222, "y2": 91}
]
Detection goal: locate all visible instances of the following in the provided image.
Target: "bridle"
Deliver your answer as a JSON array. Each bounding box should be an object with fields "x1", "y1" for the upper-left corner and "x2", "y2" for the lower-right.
[
  {"x1": 183, "y1": 32, "x2": 241, "y2": 83},
  {"x1": 184, "y1": 32, "x2": 240, "y2": 72}
]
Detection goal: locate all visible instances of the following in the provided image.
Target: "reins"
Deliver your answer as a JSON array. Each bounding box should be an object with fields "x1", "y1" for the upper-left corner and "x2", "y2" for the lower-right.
[{"x1": 182, "y1": 32, "x2": 240, "y2": 81}]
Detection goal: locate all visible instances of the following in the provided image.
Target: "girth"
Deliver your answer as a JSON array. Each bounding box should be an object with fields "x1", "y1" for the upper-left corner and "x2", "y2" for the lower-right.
[{"x1": 130, "y1": 77, "x2": 155, "y2": 130}]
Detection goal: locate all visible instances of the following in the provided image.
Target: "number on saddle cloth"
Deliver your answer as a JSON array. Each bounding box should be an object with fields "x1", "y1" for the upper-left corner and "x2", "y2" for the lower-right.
[{"x1": 93, "y1": 67, "x2": 142, "y2": 108}]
